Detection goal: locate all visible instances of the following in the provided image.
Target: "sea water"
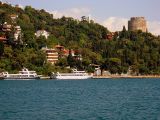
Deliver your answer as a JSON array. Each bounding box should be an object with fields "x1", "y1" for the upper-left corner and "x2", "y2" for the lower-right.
[{"x1": 0, "y1": 78, "x2": 160, "y2": 120}]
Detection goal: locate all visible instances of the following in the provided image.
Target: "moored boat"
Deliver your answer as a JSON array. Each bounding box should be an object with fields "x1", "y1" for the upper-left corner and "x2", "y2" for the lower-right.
[
  {"x1": 1, "y1": 68, "x2": 40, "y2": 80},
  {"x1": 50, "y1": 69, "x2": 92, "y2": 79}
]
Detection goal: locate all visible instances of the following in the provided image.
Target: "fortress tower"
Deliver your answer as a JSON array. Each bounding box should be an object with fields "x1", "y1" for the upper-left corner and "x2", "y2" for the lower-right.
[{"x1": 128, "y1": 17, "x2": 147, "y2": 32}]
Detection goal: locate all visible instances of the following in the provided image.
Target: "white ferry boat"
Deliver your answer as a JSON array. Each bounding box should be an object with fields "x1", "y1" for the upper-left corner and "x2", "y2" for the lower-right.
[
  {"x1": 50, "y1": 69, "x2": 92, "y2": 79},
  {"x1": 1, "y1": 68, "x2": 40, "y2": 80}
]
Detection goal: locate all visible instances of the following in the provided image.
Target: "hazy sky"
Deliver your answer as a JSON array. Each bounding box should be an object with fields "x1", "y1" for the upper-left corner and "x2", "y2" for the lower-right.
[{"x1": 2, "y1": 0, "x2": 160, "y2": 35}]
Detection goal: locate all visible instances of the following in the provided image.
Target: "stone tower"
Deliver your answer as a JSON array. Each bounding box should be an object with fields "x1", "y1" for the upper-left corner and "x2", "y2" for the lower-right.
[{"x1": 128, "y1": 17, "x2": 147, "y2": 32}]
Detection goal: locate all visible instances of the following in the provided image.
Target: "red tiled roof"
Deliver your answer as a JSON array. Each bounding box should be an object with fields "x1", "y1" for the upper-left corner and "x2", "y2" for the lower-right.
[
  {"x1": 63, "y1": 49, "x2": 75, "y2": 55},
  {"x1": 10, "y1": 14, "x2": 18, "y2": 17},
  {"x1": 0, "y1": 37, "x2": 7, "y2": 41},
  {"x1": 63, "y1": 49, "x2": 69, "y2": 54},
  {"x1": 55, "y1": 45, "x2": 64, "y2": 48}
]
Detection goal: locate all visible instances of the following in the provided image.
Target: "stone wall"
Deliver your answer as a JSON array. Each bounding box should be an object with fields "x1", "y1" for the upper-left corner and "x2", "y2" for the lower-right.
[{"x1": 128, "y1": 17, "x2": 147, "y2": 32}]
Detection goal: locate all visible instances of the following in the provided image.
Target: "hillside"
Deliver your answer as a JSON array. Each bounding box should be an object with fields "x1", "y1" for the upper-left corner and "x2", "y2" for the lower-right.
[{"x1": 0, "y1": 1, "x2": 160, "y2": 75}]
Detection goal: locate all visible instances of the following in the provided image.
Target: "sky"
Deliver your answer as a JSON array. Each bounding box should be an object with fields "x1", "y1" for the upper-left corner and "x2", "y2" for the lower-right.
[{"x1": 2, "y1": 0, "x2": 160, "y2": 35}]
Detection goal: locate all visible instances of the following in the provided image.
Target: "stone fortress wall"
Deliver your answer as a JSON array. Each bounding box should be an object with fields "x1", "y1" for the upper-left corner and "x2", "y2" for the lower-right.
[{"x1": 128, "y1": 17, "x2": 147, "y2": 32}]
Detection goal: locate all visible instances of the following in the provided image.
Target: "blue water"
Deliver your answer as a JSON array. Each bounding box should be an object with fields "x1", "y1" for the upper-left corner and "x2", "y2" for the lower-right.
[{"x1": 0, "y1": 78, "x2": 160, "y2": 120}]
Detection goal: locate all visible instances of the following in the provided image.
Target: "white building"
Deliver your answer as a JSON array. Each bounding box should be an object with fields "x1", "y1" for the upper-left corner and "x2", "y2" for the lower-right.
[
  {"x1": 35, "y1": 30, "x2": 49, "y2": 39},
  {"x1": 14, "y1": 26, "x2": 21, "y2": 41},
  {"x1": 10, "y1": 14, "x2": 18, "y2": 21}
]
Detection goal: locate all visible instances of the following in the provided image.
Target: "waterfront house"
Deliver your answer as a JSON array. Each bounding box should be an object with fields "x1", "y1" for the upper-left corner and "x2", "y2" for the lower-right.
[{"x1": 42, "y1": 47, "x2": 59, "y2": 64}]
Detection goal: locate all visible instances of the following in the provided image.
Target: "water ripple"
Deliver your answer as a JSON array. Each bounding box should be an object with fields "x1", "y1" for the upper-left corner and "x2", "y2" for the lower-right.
[{"x1": 0, "y1": 79, "x2": 160, "y2": 120}]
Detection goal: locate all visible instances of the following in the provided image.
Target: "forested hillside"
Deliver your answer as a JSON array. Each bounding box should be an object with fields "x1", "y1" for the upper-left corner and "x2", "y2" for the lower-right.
[{"x1": 0, "y1": 2, "x2": 160, "y2": 75}]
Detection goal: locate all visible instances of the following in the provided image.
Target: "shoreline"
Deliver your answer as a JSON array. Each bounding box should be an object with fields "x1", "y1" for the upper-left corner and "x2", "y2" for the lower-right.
[{"x1": 92, "y1": 75, "x2": 160, "y2": 79}]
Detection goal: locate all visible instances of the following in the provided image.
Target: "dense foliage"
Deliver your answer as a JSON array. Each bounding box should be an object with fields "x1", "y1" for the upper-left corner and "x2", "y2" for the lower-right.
[{"x1": 0, "y1": 2, "x2": 160, "y2": 75}]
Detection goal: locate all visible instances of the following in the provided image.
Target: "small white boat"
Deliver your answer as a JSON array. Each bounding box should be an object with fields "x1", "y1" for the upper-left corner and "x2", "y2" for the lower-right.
[
  {"x1": 1, "y1": 68, "x2": 40, "y2": 80},
  {"x1": 50, "y1": 69, "x2": 92, "y2": 79}
]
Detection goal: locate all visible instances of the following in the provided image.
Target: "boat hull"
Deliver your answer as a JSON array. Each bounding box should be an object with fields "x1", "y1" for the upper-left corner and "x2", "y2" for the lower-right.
[
  {"x1": 1, "y1": 68, "x2": 40, "y2": 80},
  {"x1": 51, "y1": 75, "x2": 92, "y2": 79},
  {"x1": 3, "y1": 77, "x2": 40, "y2": 80},
  {"x1": 50, "y1": 69, "x2": 92, "y2": 80}
]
